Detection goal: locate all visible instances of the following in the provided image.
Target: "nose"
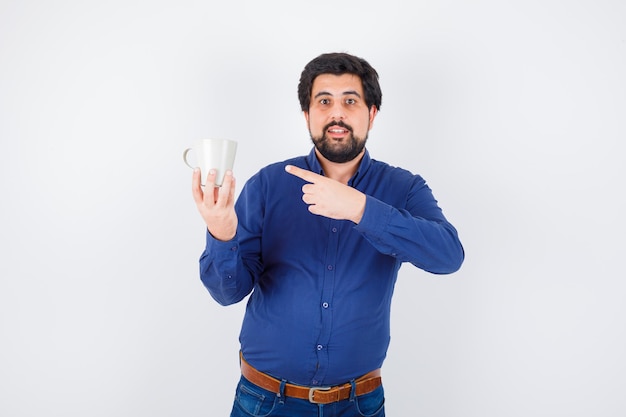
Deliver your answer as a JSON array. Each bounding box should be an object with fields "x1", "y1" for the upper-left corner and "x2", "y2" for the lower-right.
[{"x1": 330, "y1": 102, "x2": 346, "y2": 120}]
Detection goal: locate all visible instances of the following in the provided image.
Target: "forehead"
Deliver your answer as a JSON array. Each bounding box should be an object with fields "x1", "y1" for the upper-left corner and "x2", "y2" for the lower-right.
[{"x1": 311, "y1": 73, "x2": 364, "y2": 96}]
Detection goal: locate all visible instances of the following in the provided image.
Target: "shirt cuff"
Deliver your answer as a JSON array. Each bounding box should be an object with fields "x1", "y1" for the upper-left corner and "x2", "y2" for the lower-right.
[
  {"x1": 205, "y1": 231, "x2": 239, "y2": 260},
  {"x1": 354, "y1": 195, "x2": 392, "y2": 238}
]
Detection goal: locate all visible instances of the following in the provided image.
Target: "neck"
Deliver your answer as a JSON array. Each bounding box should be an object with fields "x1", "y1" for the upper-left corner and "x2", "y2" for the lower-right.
[{"x1": 315, "y1": 148, "x2": 365, "y2": 184}]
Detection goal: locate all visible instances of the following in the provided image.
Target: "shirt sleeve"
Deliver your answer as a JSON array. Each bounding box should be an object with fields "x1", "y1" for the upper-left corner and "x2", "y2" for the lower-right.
[
  {"x1": 198, "y1": 172, "x2": 267, "y2": 305},
  {"x1": 198, "y1": 232, "x2": 255, "y2": 305},
  {"x1": 354, "y1": 176, "x2": 465, "y2": 274}
]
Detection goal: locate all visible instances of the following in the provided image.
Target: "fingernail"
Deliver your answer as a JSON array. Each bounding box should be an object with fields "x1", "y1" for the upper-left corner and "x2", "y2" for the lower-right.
[{"x1": 209, "y1": 169, "x2": 216, "y2": 175}]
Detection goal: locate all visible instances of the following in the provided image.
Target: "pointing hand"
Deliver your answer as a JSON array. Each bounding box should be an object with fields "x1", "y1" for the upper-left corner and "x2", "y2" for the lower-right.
[{"x1": 285, "y1": 165, "x2": 366, "y2": 224}]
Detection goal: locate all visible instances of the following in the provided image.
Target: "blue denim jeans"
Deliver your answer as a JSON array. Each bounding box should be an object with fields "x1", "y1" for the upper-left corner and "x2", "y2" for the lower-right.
[{"x1": 229, "y1": 375, "x2": 385, "y2": 417}]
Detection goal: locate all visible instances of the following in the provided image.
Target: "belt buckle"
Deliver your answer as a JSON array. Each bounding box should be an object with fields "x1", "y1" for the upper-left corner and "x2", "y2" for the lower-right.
[{"x1": 308, "y1": 386, "x2": 331, "y2": 403}]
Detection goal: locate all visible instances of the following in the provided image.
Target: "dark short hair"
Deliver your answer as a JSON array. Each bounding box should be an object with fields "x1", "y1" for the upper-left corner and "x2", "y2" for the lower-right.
[{"x1": 297, "y1": 52, "x2": 382, "y2": 112}]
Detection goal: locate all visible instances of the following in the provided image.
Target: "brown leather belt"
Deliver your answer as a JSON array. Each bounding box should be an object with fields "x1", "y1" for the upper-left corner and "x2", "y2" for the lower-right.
[{"x1": 240, "y1": 354, "x2": 382, "y2": 404}]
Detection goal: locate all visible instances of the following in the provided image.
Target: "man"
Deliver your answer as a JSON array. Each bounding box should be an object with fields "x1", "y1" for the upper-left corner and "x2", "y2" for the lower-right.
[{"x1": 191, "y1": 52, "x2": 464, "y2": 417}]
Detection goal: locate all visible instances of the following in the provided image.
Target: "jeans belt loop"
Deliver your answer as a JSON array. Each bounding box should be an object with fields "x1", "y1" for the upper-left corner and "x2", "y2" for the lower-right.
[
  {"x1": 278, "y1": 379, "x2": 287, "y2": 404},
  {"x1": 349, "y1": 380, "x2": 357, "y2": 402}
]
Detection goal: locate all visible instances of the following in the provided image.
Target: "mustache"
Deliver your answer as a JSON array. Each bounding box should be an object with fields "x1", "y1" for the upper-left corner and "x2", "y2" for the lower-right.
[{"x1": 325, "y1": 120, "x2": 353, "y2": 132}]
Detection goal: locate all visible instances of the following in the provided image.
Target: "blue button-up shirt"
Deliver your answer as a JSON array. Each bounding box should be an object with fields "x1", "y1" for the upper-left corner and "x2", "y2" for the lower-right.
[{"x1": 199, "y1": 148, "x2": 464, "y2": 386}]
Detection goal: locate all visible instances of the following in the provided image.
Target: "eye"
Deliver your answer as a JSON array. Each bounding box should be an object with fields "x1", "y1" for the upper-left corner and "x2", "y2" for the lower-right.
[
  {"x1": 345, "y1": 98, "x2": 356, "y2": 105},
  {"x1": 320, "y1": 98, "x2": 331, "y2": 105}
]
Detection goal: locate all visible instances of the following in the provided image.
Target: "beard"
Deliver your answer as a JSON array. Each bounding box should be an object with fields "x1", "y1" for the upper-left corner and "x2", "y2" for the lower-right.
[{"x1": 310, "y1": 121, "x2": 368, "y2": 163}]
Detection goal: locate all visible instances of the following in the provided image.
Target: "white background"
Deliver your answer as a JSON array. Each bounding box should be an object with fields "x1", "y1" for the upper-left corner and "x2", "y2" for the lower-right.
[{"x1": 1, "y1": 1, "x2": 625, "y2": 416}]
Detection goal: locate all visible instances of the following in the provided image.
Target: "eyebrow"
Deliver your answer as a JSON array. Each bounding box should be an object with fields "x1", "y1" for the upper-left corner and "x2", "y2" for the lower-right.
[{"x1": 314, "y1": 90, "x2": 362, "y2": 99}]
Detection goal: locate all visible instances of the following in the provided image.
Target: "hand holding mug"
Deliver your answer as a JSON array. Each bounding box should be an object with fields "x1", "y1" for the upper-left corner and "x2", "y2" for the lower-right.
[
  {"x1": 185, "y1": 138, "x2": 239, "y2": 240},
  {"x1": 191, "y1": 167, "x2": 238, "y2": 241}
]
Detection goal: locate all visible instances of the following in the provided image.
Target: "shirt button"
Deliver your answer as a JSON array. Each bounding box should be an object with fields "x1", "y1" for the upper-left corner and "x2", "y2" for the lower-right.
[
  {"x1": 327, "y1": 265, "x2": 333, "y2": 271},
  {"x1": 317, "y1": 344, "x2": 323, "y2": 351},
  {"x1": 332, "y1": 227, "x2": 337, "y2": 233},
  {"x1": 322, "y1": 302, "x2": 329, "y2": 309}
]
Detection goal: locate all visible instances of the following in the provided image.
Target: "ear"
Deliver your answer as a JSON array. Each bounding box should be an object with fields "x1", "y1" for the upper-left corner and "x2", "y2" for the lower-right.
[
  {"x1": 303, "y1": 110, "x2": 310, "y2": 124},
  {"x1": 368, "y1": 106, "x2": 378, "y2": 129}
]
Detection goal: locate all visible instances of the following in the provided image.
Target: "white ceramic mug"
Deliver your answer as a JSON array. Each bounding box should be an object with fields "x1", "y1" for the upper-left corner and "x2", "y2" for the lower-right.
[{"x1": 183, "y1": 139, "x2": 238, "y2": 186}]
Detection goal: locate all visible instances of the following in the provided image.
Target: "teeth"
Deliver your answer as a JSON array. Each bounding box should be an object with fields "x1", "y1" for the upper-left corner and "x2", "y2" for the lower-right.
[{"x1": 330, "y1": 129, "x2": 345, "y2": 133}]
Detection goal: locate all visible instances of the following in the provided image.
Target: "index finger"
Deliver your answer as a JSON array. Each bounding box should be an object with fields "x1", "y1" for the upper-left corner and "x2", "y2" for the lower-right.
[
  {"x1": 192, "y1": 168, "x2": 205, "y2": 204},
  {"x1": 285, "y1": 164, "x2": 323, "y2": 183}
]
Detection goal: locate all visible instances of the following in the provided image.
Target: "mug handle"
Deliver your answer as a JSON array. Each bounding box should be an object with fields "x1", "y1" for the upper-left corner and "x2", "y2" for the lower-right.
[{"x1": 182, "y1": 148, "x2": 196, "y2": 169}]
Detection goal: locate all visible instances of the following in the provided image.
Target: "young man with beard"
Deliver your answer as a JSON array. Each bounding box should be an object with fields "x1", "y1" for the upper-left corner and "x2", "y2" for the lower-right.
[{"x1": 191, "y1": 52, "x2": 464, "y2": 417}]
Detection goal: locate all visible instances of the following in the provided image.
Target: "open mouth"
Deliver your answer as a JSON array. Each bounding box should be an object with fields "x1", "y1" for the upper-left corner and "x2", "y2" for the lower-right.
[{"x1": 326, "y1": 122, "x2": 352, "y2": 138}]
